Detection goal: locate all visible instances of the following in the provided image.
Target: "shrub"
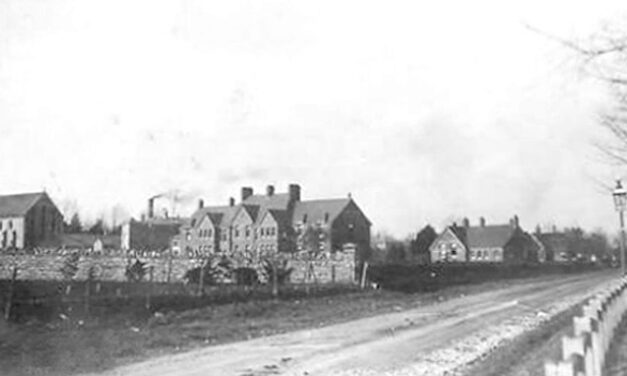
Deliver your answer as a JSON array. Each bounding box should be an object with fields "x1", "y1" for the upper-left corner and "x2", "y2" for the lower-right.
[
  {"x1": 232, "y1": 267, "x2": 259, "y2": 286},
  {"x1": 261, "y1": 259, "x2": 293, "y2": 285},
  {"x1": 125, "y1": 259, "x2": 147, "y2": 282}
]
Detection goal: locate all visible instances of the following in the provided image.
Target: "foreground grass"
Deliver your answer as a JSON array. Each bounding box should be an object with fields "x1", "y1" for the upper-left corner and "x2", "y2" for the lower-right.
[{"x1": 0, "y1": 276, "x2": 588, "y2": 376}]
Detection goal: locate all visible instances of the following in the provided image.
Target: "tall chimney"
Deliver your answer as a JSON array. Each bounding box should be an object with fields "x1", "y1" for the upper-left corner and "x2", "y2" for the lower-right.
[
  {"x1": 288, "y1": 184, "x2": 301, "y2": 202},
  {"x1": 266, "y1": 185, "x2": 275, "y2": 196},
  {"x1": 229, "y1": 197, "x2": 235, "y2": 207},
  {"x1": 148, "y1": 198, "x2": 155, "y2": 219},
  {"x1": 198, "y1": 199, "x2": 204, "y2": 210},
  {"x1": 241, "y1": 187, "x2": 253, "y2": 202},
  {"x1": 479, "y1": 217, "x2": 486, "y2": 227}
]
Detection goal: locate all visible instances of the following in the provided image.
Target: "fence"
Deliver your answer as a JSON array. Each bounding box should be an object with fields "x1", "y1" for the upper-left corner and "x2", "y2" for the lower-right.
[{"x1": 545, "y1": 275, "x2": 627, "y2": 376}]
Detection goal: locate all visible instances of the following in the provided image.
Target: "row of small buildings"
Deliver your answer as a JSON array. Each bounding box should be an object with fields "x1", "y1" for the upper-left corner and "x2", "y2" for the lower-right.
[
  {"x1": 428, "y1": 216, "x2": 546, "y2": 264},
  {"x1": 0, "y1": 188, "x2": 579, "y2": 267}
]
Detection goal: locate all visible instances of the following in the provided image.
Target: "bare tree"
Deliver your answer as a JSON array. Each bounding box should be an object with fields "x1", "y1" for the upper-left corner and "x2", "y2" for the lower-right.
[{"x1": 537, "y1": 22, "x2": 627, "y2": 164}]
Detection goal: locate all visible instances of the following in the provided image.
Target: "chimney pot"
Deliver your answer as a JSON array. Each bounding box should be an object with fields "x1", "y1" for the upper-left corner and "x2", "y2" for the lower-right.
[
  {"x1": 198, "y1": 199, "x2": 204, "y2": 209},
  {"x1": 229, "y1": 197, "x2": 235, "y2": 207},
  {"x1": 511, "y1": 215, "x2": 519, "y2": 228},
  {"x1": 288, "y1": 184, "x2": 301, "y2": 202},
  {"x1": 241, "y1": 187, "x2": 253, "y2": 202},
  {"x1": 266, "y1": 185, "x2": 275, "y2": 196},
  {"x1": 462, "y1": 217, "x2": 470, "y2": 228},
  {"x1": 479, "y1": 217, "x2": 486, "y2": 227}
]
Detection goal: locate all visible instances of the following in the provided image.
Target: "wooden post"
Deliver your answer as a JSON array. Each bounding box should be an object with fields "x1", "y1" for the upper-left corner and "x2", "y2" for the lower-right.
[
  {"x1": 145, "y1": 266, "x2": 154, "y2": 311},
  {"x1": 360, "y1": 261, "x2": 369, "y2": 289},
  {"x1": 198, "y1": 260, "x2": 205, "y2": 297},
  {"x1": 84, "y1": 272, "x2": 92, "y2": 315},
  {"x1": 271, "y1": 260, "x2": 278, "y2": 298},
  {"x1": 167, "y1": 251, "x2": 173, "y2": 283},
  {"x1": 4, "y1": 266, "x2": 18, "y2": 321}
]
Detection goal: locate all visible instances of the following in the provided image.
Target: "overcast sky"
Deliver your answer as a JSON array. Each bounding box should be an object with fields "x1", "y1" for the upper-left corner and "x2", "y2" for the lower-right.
[{"x1": 1, "y1": 0, "x2": 627, "y2": 236}]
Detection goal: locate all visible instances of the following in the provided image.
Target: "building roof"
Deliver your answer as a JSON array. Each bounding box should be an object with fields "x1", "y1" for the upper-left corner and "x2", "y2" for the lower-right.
[
  {"x1": 242, "y1": 193, "x2": 291, "y2": 210},
  {"x1": 266, "y1": 209, "x2": 290, "y2": 228},
  {"x1": 241, "y1": 204, "x2": 261, "y2": 222},
  {"x1": 189, "y1": 205, "x2": 239, "y2": 228},
  {"x1": 466, "y1": 225, "x2": 516, "y2": 248},
  {"x1": 292, "y1": 198, "x2": 352, "y2": 226},
  {"x1": 185, "y1": 193, "x2": 369, "y2": 231},
  {"x1": 0, "y1": 192, "x2": 47, "y2": 217}
]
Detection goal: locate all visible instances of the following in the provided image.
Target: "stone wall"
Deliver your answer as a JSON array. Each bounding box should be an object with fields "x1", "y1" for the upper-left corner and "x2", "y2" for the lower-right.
[{"x1": 0, "y1": 248, "x2": 356, "y2": 284}]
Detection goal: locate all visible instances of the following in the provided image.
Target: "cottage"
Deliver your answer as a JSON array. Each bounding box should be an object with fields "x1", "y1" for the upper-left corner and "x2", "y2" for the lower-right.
[
  {"x1": 430, "y1": 216, "x2": 540, "y2": 264},
  {"x1": 0, "y1": 192, "x2": 63, "y2": 250}
]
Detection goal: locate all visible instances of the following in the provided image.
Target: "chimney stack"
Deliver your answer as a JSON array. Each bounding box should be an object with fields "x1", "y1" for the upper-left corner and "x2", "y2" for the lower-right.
[
  {"x1": 241, "y1": 187, "x2": 253, "y2": 202},
  {"x1": 462, "y1": 217, "x2": 470, "y2": 228},
  {"x1": 198, "y1": 199, "x2": 204, "y2": 210},
  {"x1": 288, "y1": 184, "x2": 301, "y2": 202},
  {"x1": 266, "y1": 185, "x2": 275, "y2": 196},
  {"x1": 147, "y1": 198, "x2": 155, "y2": 219},
  {"x1": 510, "y1": 215, "x2": 519, "y2": 229},
  {"x1": 229, "y1": 197, "x2": 235, "y2": 207},
  {"x1": 479, "y1": 217, "x2": 486, "y2": 227}
]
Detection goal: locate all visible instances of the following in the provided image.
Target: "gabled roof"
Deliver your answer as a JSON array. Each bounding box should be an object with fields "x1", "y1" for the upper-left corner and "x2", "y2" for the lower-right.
[
  {"x1": 266, "y1": 209, "x2": 290, "y2": 228},
  {"x1": 189, "y1": 205, "x2": 238, "y2": 228},
  {"x1": 0, "y1": 192, "x2": 48, "y2": 217},
  {"x1": 242, "y1": 193, "x2": 291, "y2": 210},
  {"x1": 292, "y1": 198, "x2": 352, "y2": 226},
  {"x1": 466, "y1": 225, "x2": 516, "y2": 248},
  {"x1": 241, "y1": 204, "x2": 260, "y2": 222}
]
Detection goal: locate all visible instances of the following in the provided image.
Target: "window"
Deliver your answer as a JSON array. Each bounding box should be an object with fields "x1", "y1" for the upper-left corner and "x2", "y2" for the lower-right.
[
  {"x1": 186, "y1": 231, "x2": 191, "y2": 241},
  {"x1": 8, "y1": 220, "x2": 13, "y2": 229},
  {"x1": 208, "y1": 228, "x2": 212, "y2": 237},
  {"x1": 234, "y1": 227, "x2": 240, "y2": 238},
  {"x1": 245, "y1": 226, "x2": 250, "y2": 237}
]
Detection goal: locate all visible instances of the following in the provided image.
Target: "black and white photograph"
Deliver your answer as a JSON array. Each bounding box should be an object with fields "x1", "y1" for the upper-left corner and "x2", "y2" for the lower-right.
[{"x1": 2, "y1": 1, "x2": 627, "y2": 375}]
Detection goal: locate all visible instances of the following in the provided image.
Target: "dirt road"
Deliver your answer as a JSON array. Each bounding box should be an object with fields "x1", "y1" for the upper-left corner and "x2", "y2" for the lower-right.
[{"x1": 89, "y1": 272, "x2": 616, "y2": 376}]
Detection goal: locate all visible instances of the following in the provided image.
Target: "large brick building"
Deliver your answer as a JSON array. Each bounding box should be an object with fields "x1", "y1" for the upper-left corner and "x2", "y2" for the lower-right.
[
  {"x1": 174, "y1": 184, "x2": 371, "y2": 266},
  {"x1": 121, "y1": 197, "x2": 187, "y2": 252},
  {"x1": 0, "y1": 192, "x2": 64, "y2": 250}
]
